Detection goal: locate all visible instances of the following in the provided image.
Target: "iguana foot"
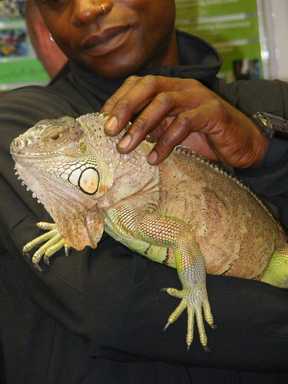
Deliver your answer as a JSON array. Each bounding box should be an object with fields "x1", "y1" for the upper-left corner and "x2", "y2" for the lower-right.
[
  {"x1": 163, "y1": 286, "x2": 214, "y2": 350},
  {"x1": 23, "y1": 222, "x2": 69, "y2": 267}
]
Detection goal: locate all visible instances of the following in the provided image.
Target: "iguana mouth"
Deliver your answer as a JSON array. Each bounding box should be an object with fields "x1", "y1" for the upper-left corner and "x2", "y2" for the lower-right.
[
  {"x1": 11, "y1": 150, "x2": 66, "y2": 160},
  {"x1": 11, "y1": 148, "x2": 69, "y2": 161}
]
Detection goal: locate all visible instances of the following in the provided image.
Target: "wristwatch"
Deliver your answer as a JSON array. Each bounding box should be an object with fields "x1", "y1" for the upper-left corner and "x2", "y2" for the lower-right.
[{"x1": 252, "y1": 112, "x2": 288, "y2": 139}]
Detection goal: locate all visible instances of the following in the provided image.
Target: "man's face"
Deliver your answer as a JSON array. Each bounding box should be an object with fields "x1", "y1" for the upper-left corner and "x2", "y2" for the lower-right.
[{"x1": 36, "y1": 0, "x2": 177, "y2": 78}]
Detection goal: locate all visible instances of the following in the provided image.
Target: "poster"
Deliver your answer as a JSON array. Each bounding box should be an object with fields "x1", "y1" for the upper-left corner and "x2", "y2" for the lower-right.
[
  {"x1": 175, "y1": 0, "x2": 262, "y2": 81},
  {"x1": 0, "y1": 0, "x2": 48, "y2": 90},
  {"x1": 0, "y1": 24, "x2": 28, "y2": 58}
]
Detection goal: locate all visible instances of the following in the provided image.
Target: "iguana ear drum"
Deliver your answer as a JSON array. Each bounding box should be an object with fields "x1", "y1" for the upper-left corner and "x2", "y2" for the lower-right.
[
  {"x1": 79, "y1": 167, "x2": 100, "y2": 195},
  {"x1": 68, "y1": 167, "x2": 100, "y2": 195}
]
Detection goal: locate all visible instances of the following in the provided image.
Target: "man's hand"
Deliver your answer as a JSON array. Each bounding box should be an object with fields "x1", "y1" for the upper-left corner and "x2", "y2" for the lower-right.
[{"x1": 102, "y1": 75, "x2": 268, "y2": 167}]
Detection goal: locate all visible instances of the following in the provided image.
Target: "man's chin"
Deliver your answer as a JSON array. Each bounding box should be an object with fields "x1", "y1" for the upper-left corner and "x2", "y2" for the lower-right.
[{"x1": 77, "y1": 57, "x2": 146, "y2": 80}]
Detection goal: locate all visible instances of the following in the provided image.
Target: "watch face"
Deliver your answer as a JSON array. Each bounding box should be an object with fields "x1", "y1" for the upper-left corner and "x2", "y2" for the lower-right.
[
  {"x1": 259, "y1": 115, "x2": 269, "y2": 128},
  {"x1": 253, "y1": 112, "x2": 274, "y2": 138}
]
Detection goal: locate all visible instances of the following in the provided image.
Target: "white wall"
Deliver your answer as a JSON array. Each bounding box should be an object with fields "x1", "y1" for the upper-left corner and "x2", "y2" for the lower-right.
[{"x1": 258, "y1": 0, "x2": 288, "y2": 80}]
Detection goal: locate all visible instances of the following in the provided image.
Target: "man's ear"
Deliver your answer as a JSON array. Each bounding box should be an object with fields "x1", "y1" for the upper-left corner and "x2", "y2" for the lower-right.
[{"x1": 25, "y1": 0, "x2": 67, "y2": 78}]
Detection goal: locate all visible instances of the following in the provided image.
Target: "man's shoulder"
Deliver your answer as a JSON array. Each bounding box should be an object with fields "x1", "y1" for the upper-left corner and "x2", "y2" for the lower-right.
[
  {"x1": 0, "y1": 88, "x2": 74, "y2": 142},
  {"x1": 1, "y1": 84, "x2": 63, "y2": 105},
  {"x1": 0, "y1": 63, "x2": 94, "y2": 122}
]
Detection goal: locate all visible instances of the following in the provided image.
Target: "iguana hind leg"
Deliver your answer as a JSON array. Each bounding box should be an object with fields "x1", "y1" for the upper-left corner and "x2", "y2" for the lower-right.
[
  {"x1": 23, "y1": 222, "x2": 68, "y2": 267},
  {"x1": 109, "y1": 205, "x2": 215, "y2": 349},
  {"x1": 261, "y1": 247, "x2": 288, "y2": 288}
]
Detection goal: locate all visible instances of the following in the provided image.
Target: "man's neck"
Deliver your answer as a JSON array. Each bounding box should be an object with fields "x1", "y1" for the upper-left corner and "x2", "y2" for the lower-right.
[{"x1": 149, "y1": 30, "x2": 179, "y2": 68}]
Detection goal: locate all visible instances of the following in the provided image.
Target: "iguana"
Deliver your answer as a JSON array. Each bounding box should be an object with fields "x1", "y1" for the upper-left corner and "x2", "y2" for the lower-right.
[{"x1": 10, "y1": 112, "x2": 288, "y2": 350}]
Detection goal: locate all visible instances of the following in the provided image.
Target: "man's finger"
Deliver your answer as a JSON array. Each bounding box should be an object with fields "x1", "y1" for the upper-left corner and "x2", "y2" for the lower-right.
[
  {"x1": 116, "y1": 91, "x2": 178, "y2": 153},
  {"x1": 103, "y1": 75, "x2": 192, "y2": 136},
  {"x1": 147, "y1": 117, "x2": 176, "y2": 142},
  {"x1": 147, "y1": 106, "x2": 214, "y2": 164},
  {"x1": 147, "y1": 113, "x2": 194, "y2": 164},
  {"x1": 104, "y1": 76, "x2": 168, "y2": 136}
]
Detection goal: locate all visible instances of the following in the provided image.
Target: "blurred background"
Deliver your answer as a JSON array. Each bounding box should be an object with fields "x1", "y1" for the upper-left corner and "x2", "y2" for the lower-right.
[{"x1": 0, "y1": 0, "x2": 288, "y2": 90}]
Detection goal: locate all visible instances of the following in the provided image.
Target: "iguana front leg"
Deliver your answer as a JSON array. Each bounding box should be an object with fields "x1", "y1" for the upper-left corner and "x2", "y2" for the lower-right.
[
  {"x1": 23, "y1": 222, "x2": 68, "y2": 267},
  {"x1": 107, "y1": 205, "x2": 214, "y2": 349}
]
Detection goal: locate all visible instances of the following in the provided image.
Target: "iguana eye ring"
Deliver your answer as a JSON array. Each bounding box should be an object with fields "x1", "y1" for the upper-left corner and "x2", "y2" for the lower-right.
[{"x1": 67, "y1": 165, "x2": 100, "y2": 195}]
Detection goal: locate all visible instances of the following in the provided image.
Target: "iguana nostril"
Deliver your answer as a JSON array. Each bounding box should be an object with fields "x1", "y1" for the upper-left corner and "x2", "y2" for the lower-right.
[{"x1": 11, "y1": 137, "x2": 24, "y2": 153}]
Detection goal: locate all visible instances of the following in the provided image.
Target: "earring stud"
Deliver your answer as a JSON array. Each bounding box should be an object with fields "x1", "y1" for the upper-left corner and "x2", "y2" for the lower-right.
[{"x1": 99, "y1": 3, "x2": 106, "y2": 14}]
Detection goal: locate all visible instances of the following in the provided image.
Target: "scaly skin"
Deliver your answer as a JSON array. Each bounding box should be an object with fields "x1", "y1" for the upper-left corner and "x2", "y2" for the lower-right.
[{"x1": 11, "y1": 112, "x2": 288, "y2": 350}]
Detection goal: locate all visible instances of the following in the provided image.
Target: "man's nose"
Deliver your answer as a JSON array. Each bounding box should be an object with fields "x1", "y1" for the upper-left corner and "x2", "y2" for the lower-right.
[{"x1": 72, "y1": 0, "x2": 112, "y2": 27}]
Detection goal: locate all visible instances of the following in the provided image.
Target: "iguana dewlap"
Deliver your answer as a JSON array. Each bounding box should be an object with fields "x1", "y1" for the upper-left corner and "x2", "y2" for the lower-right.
[{"x1": 10, "y1": 112, "x2": 288, "y2": 349}]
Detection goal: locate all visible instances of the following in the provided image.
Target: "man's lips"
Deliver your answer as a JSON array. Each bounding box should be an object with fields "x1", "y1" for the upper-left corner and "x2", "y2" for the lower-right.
[{"x1": 81, "y1": 25, "x2": 131, "y2": 54}]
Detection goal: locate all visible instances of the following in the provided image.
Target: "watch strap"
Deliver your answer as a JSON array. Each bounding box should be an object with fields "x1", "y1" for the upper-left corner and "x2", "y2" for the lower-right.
[{"x1": 252, "y1": 112, "x2": 288, "y2": 139}]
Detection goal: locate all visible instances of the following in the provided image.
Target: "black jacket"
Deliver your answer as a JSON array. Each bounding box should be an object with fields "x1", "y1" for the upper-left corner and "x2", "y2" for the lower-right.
[{"x1": 0, "y1": 31, "x2": 288, "y2": 384}]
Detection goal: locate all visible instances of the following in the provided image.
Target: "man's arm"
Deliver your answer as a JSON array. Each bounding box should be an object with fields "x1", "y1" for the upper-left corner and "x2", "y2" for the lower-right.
[
  {"x1": 87, "y1": 253, "x2": 288, "y2": 371},
  {"x1": 218, "y1": 79, "x2": 288, "y2": 227},
  {"x1": 0, "y1": 88, "x2": 87, "y2": 334}
]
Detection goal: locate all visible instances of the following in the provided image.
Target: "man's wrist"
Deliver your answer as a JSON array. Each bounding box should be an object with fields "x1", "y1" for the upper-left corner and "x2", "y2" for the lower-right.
[
  {"x1": 250, "y1": 112, "x2": 288, "y2": 167},
  {"x1": 251, "y1": 131, "x2": 269, "y2": 167}
]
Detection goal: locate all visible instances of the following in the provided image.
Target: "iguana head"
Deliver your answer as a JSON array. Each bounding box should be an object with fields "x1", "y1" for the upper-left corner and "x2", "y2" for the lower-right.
[{"x1": 10, "y1": 113, "x2": 121, "y2": 249}]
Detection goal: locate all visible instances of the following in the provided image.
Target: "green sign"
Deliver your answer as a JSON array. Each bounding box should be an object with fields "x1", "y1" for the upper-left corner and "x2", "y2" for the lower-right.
[
  {"x1": 0, "y1": 57, "x2": 49, "y2": 87},
  {"x1": 0, "y1": 16, "x2": 48, "y2": 89},
  {"x1": 176, "y1": 0, "x2": 262, "y2": 81}
]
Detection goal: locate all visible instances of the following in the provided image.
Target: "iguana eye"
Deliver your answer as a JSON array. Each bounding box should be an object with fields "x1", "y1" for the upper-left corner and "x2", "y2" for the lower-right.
[{"x1": 51, "y1": 133, "x2": 61, "y2": 140}]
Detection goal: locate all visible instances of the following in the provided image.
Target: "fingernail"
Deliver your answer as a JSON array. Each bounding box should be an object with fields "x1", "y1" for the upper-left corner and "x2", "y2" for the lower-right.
[
  {"x1": 147, "y1": 150, "x2": 158, "y2": 164},
  {"x1": 105, "y1": 116, "x2": 118, "y2": 134},
  {"x1": 118, "y1": 134, "x2": 132, "y2": 151}
]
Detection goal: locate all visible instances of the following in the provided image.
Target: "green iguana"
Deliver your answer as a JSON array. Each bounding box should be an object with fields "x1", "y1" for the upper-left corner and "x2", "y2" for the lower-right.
[{"x1": 10, "y1": 112, "x2": 288, "y2": 350}]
